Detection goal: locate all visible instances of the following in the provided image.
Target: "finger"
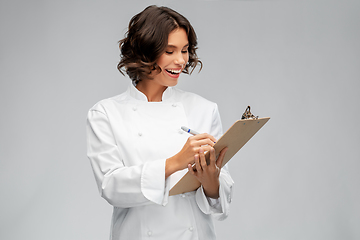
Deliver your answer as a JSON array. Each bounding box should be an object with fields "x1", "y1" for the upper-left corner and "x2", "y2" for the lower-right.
[
  {"x1": 194, "y1": 145, "x2": 213, "y2": 154},
  {"x1": 216, "y1": 147, "x2": 228, "y2": 168},
  {"x1": 192, "y1": 133, "x2": 217, "y2": 143},
  {"x1": 199, "y1": 148, "x2": 207, "y2": 169},
  {"x1": 209, "y1": 147, "x2": 216, "y2": 166},
  {"x1": 188, "y1": 163, "x2": 196, "y2": 176},
  {"x1": 192, "y1": 138, "x2": 216, "y2": 147},
  {"x1": 194, "y1": 154, "x2": 202, "y2": 172}
]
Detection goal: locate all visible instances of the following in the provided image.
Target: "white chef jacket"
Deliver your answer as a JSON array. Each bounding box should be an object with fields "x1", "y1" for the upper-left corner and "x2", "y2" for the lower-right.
[{"x1": 86, "y1": 82, "x2": 234, "y2": 240}]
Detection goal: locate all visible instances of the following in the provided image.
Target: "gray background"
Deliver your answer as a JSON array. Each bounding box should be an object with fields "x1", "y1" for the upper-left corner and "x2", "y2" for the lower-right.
[{"x1": 1, "y1": 0, "x2": 359, "y2": 239}]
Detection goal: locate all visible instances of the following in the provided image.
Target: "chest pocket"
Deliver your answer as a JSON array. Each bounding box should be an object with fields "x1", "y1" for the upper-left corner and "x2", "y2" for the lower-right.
[{"x1": 132, "y1": 102, "x2": 189, "y2": 163}]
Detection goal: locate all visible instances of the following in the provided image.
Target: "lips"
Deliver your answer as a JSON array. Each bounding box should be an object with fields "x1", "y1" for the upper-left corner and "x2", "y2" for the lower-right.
[{"x1": 165, "y1": 68, "x2": 182, "y2": 78}]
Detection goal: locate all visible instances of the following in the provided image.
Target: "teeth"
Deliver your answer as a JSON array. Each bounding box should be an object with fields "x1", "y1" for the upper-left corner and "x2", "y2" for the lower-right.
[{"x1": 167, "y1": 69, "x2": 181, "y2": 74}]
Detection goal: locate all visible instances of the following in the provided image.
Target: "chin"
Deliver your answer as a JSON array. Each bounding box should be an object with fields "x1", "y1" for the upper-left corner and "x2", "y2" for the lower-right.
[{"x1": 167, "y1": 79, "x2": 178, "y2": 87}]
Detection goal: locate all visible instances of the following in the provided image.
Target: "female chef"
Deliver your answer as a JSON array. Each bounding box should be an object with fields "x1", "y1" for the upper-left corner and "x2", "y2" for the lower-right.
[{"x1": 86, "y1": 5, "x2": 234, "y2": 240}]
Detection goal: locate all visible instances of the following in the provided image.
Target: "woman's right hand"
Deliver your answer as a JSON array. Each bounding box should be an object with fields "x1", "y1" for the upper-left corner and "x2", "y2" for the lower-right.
[{"x1": 165, "y1": 133, "x2": 217, "y2": 178}]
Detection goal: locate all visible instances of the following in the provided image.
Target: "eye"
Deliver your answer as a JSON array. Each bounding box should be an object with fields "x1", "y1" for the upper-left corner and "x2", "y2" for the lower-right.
[
  {"x1": 181, "y1": 50, "x2": 188, "y2": 54},
  {"x1": 165, "y1": 51, "x2": 173, "y2": 54}
]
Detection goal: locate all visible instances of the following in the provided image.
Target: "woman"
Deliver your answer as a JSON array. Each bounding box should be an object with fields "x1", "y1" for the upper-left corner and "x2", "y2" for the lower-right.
[{"x1": 86, "y1": 5, "x2": 234, "y2": 240}]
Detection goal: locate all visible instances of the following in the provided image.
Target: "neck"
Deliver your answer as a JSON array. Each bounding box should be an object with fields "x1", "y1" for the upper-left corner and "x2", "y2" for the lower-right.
[{"x1": 135, "y1": 80, "x2": 167, "y2": 102}]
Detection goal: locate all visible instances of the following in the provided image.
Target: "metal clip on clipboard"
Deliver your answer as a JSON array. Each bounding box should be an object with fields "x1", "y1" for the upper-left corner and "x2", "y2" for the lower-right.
[{"x1": 241, "y1": 106, "x2": 259, "y2": 120}]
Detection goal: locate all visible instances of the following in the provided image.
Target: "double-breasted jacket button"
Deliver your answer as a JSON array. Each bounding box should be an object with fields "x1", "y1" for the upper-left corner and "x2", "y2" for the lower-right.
[
  {"x1": 147, "y1": 230, "x2": 152, "y2": 236},
  {"x1": 138, "y1": 132, "x2": 143, "y2": 137}
]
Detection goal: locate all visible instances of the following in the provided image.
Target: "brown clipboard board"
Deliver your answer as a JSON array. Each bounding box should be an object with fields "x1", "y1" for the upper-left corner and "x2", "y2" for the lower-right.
[{"x1": 169, "y1": 117, "x2": 270, "y2": 196}]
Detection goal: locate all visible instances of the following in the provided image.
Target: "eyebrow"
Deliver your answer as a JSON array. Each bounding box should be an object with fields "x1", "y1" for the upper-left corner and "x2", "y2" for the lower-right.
[{"x1": 167, "y1": 43, "x2": 189, "y2": 49}]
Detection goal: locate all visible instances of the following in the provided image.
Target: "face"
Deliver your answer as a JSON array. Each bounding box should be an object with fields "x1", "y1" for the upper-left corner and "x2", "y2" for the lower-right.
[{"x1": 153, "y1": 28, "x2": 189, "y2": 87}]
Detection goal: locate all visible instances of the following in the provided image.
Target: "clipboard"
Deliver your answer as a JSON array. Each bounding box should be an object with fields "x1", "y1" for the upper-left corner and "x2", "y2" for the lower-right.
[{"x1": 169, "y1": 110, "x2": 270, "y2": 196}]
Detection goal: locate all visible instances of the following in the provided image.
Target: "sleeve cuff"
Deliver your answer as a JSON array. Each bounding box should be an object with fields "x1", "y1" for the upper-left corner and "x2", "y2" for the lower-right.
[
  {"x1": 195, "y1": 185, "x2": 222, "y2": 214},
  {"x1": 195, "y1": 171, "x2": 234, "y2": 220},
  {"x1": 141, "y1": 159, "x2": 168, "y2": 205}
]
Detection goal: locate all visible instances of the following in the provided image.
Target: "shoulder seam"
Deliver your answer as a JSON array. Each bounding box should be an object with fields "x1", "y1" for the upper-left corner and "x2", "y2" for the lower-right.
[{"x1": 89, "y1": 109, "x2": 106, "y2": 116}]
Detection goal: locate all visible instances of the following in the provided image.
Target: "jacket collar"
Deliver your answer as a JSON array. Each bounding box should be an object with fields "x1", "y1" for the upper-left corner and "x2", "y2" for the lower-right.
[{"x1": 127, "y1": 81, "x2": 174, "y2": 102}]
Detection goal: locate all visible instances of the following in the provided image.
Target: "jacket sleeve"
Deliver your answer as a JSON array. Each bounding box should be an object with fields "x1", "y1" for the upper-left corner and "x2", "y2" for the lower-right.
[
  {"x1": 195, "y1": 103, "x2": 234, "y2": 220},
  {"x1": 86, "y1": 107, "x2": 169, "y2": 208}
]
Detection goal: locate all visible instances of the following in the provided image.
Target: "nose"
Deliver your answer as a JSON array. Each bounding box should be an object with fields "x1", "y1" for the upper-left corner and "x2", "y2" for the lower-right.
[{"x1": 174, "y1": 52, "x2": 186, "y2": 66}]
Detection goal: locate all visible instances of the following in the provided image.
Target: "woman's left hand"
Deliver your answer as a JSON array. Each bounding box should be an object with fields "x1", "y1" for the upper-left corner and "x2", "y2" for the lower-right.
[{"x1": 188, "y1": 147, "x2": 228, "y2": 199}]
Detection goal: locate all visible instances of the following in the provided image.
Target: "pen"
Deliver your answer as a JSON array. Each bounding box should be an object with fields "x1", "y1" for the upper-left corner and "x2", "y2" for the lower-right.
[{"x1": 181, "y1": 126, "x2": 200, "y2": 135}]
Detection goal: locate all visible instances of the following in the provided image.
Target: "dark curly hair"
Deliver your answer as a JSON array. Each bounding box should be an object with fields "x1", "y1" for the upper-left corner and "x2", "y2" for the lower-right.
[{"x1": 117, "y1": 5, "x2": 202, "y2": 83}]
